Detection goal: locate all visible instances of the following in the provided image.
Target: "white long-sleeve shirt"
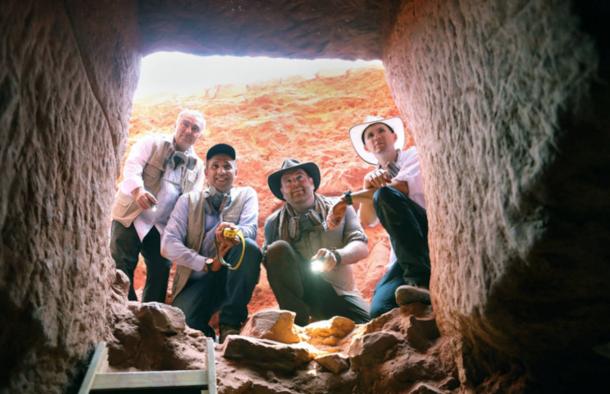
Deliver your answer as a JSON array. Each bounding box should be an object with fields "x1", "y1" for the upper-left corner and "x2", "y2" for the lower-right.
[
  {"x1": 119, "y1": 134, "x2": 197, "y2": 240},
  {"x1": 392, "y1": 147, "x2": 425, "y2": 209}
]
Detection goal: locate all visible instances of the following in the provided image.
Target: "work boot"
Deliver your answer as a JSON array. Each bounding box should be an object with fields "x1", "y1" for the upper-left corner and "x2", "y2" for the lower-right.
[
  {"x1": 219, "y1": 324, "x2": 240, "y2": 344},
  {"x1": 395, "y1": 285, "x2": 431, "y2": 305}
]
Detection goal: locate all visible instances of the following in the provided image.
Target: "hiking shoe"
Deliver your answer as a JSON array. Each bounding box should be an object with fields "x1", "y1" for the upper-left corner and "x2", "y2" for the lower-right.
[
  {"x1": 395, "y1": 285, "x2": 431, "y2": 305},
  {"x1": 219, "y1": 324, "x2": 240, "y2": 344}
]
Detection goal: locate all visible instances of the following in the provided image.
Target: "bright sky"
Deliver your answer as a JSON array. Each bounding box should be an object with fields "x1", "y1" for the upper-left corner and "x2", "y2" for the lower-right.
[{"x1": 134, "y1": 52, "x2": 382, "y2": 99}]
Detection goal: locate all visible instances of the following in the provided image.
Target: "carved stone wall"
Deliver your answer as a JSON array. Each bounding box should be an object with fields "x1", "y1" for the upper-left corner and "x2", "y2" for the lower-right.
[
  {"x1": 0, "y1": 1, "x2": 139, "y2": 392},
  {"x1": 384, "y1": 0, "x2": 610, "y2": 388},
  {"x1": 137, "y1": 0, "x2": 400, "y2": 59}
]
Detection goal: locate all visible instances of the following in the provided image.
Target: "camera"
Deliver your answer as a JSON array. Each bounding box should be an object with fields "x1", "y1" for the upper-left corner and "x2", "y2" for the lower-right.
[{"x1": 223, "y1": 228, "x2": 239, "y2": 238}]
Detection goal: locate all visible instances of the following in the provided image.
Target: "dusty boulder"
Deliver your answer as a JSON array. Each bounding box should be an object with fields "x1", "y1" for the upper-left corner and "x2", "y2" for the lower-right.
[
  {"x1": 241, "y1": 309, "x2": 300, "y2": 344},
  {"x1": 314, "y1": 353, "x2": 351, "y2": 374},
  {"x1": 133, "y1": 302, "x2": 186, "y2": 335},
  {"x1": 304, "y1": 316, "x2": 356, "y2": 347},
  {"x1": 223, "y1": 336, "x2": 314, "y2": 372},
  {"x1": 107, "y1": 300, "x2": 208, "y2": 371},
  {"x1": 348, "y1": 331, "x2": 401, "y2": 369}
]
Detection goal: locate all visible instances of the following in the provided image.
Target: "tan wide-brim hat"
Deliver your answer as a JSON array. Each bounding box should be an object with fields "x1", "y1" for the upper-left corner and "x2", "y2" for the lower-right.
[
  {"x1": 349, "y1": 116, "x2": 405, "y2": 165},
  {"x1": 268, "y1": 158, "x2": 321, "y2": 201}
]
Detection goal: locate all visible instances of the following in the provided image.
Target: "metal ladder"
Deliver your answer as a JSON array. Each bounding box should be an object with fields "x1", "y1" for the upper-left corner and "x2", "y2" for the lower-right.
[{"x1": 78, "y1": 339, "x2": 217, "y2": 394}]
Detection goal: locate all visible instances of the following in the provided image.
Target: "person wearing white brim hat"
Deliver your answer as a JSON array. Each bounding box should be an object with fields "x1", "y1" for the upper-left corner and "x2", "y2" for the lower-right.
[{"x1": 327, "y1": 116, "x2": 431, "y2": 317}]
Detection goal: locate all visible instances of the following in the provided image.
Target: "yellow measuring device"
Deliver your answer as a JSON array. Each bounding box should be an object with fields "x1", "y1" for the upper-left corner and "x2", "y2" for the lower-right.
[{"x1": 215, "y1": 227, "x2": 246, "y2": 270}]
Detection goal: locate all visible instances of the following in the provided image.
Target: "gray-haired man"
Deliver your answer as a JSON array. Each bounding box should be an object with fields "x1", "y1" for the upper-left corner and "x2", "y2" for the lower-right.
[{"x1": 110, "y1": 109, "x2": 205, "y2": 302}]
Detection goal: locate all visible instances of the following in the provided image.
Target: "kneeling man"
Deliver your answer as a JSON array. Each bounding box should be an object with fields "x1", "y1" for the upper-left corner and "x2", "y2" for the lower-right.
[
  {"x1": 328, "y1": 117, "x2": 430, "y2": 318},
  {"x1": 264, "y1": 159, "x2": 370, "y2": 326},
  {"x1": 162, "y1": 143, "x2": 262, "y2": 342}
]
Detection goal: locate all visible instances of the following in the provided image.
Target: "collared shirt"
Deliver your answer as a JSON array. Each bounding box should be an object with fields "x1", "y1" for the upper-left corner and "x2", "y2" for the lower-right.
[
  {"x1": 264, "y1": 197, "x2": 368, "y2": 297},
  {"x1": 161, "y1": 186, "x2": 258, "y2": 272},
  {"x1": 387, "y1": 147, "x2": 425, "y2": 209},
  {"x1": 383, "y1": 146, "x2": 426, "y2": 265},
  {"x1": 118, "y1": 134, "x2": 197, "y2": 241}
]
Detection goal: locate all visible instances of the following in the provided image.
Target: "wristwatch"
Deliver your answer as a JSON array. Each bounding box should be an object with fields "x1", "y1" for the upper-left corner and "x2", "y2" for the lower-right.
[
  {"x1": 343, "y1": 190, "x2": 353, "y2": 205},
  {"x1": 331, "y1": 249, "x2": 342, "y2": 265}
]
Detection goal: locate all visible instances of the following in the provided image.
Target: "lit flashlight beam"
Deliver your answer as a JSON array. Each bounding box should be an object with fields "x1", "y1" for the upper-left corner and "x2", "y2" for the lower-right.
[{"x1": 310, "y1": 259, "x2": 325, "y2": 273}]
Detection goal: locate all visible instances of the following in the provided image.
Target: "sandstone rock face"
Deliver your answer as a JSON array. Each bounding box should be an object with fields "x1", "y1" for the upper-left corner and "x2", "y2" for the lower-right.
[
  {"x1": 138, "y1": 0, "x2": 398, "y2": 59},
  {"x1": 384, "y1": 0, "x2": 610, "y2": 388},
  {"x1": 106, "y1": 271, "x2": 210, "y2": 371},
  {"x1": 0, "y1": 0, "x2": 139, "y2": 392}
]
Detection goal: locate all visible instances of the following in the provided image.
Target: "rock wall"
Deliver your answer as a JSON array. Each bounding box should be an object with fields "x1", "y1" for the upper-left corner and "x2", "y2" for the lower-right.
[
  {"x1": 384, "y1": 0, "x2": 610, "y2": 387},
  {"x1": 0, "y1": 0, "x2": 139, "y2": 392},
  {"x1": 137, "y1": 0, "x2": 400, "y2": 59}
]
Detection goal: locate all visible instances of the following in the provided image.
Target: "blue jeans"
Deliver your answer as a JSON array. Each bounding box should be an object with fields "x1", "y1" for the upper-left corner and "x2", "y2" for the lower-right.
[
  {"x1": 370, "y1": 187, "x2": 430, "y2": 318},
  {"x1": 172, "y1": 238, "x2": 262, "y2": 337}
]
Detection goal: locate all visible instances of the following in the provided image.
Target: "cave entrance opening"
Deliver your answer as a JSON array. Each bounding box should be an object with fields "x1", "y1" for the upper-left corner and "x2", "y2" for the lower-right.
[{"x1": 121, "y1": 50, "x2": 401, "y2": 319}]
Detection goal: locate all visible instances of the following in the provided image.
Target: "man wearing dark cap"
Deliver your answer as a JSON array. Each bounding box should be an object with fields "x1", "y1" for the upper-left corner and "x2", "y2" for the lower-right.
[
  {"x1": 264, "y1": 159, "x2": 370, "y2": 326},
  {"x1": 161, "y1": 143, "x2": 262, "y2": 342}
]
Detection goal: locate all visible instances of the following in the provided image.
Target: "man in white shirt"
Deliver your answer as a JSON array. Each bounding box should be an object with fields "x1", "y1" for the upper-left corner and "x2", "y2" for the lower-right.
[
  {"x1": 327, "y1": 116, "x2": 431, "y2": 318},
  {"x1": 110, "y1": 109, "x2": 205, "y2": 302},
  {"x1": 161, "y1": 144, "x2": 261, "y2": 342}
]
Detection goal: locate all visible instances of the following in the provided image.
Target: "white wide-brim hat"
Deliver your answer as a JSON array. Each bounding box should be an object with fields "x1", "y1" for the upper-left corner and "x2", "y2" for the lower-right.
[{"x1": 349, "y1": 116, "x2": 405, "y2": 165}]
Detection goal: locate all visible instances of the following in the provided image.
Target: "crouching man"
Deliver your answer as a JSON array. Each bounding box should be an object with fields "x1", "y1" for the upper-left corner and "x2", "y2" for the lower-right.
[
  {"x1": 327, "y1": 117, "x2": 431, "y2": 318},
  {"x1": 161, "y1": 143, "x2": 262, "y2": 342},
  {"x1": 264, "y1": 159, "x2": 370, "y2": 326}
]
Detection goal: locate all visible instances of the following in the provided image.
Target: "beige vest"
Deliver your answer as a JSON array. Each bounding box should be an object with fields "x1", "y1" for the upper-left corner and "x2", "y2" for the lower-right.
[
  {"x1": 111, "y1": 137, "x2": 203, "y2": 227},
  {"x1": 172, "y1": 190, "x2": 210, "y2": 299},
  {"x1": 171, "y1": 187, "x2": 254, "y2": 299}
]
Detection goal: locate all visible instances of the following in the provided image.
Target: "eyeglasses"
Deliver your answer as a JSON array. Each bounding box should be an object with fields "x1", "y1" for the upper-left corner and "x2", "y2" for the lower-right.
[{"x1": 180, "y1": 120, "x2": 201, "y2": 132}]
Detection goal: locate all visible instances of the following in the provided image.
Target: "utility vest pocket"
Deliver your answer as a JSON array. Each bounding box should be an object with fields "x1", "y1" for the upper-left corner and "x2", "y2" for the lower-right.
[{"x1": 142, "y1": 162, "x2": 164, "y2": 194}]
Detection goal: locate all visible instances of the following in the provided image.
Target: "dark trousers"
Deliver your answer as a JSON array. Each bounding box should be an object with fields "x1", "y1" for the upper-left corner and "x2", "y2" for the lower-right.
[
  {"x1": 172, "y1": 238, "x2": 262, "y2": 338},
  {"x1": 265, "y1": 240, "x2": 370, "y2": 326},
  {"x1": 370, "y1": 186, "x2": 431, "y2": 318},
  {"x1": 110, "y1": 221, "x2": 171, "y2": 302}
]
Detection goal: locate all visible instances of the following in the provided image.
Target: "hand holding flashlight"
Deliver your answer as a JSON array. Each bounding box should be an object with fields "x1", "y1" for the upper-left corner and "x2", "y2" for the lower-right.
[{"x1": 310, "y1": 248, "x2": 338, "y2": 273}]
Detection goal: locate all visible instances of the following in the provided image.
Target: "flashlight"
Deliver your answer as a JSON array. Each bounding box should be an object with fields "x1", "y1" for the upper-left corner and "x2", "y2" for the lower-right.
[{"x1": 310, "y1": 258, "x2": 325, "y2": 273}]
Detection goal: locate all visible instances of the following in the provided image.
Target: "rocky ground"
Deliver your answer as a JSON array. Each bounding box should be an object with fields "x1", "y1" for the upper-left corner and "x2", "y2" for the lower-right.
[{"x1": 107, "y1": 270, "x2": 459, "y2": 394}]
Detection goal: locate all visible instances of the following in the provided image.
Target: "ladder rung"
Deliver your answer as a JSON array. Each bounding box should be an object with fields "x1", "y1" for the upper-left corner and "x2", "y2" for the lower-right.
[{"x1": 92, "y1": 370, "x2": 208, "y2": 389}]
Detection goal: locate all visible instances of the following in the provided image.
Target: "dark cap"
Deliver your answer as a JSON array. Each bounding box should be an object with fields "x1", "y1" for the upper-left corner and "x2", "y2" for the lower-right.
[{"x1": 206, "y1": 143, "x2": 236, "y2": 160}]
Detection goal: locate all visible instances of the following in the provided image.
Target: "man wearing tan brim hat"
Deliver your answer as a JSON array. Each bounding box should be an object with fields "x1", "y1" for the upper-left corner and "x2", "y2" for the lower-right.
[
  {"x1": 263, "y1": 158, "x2": 371, "y2": 326},
  {"x1": 327, "y1": 116, "x2": 431, "y2": 317}
]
